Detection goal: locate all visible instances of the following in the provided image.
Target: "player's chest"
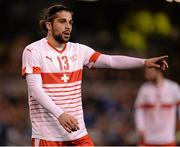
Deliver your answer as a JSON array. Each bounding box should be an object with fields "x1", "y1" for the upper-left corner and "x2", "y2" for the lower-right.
[
  {"x1": 144, "y1": 86, "x2": 175, "y2": 104},
  {"x1": 40, "y1": 50, "x2": 83, "y2": 72}
]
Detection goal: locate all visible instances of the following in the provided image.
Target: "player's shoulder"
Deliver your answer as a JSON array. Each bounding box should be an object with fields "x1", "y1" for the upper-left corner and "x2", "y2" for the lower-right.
[
  {"x1": 142, "y1": 82, "x2": 152, "y2": 88},
  {"x1": 28, "y1": 38, "x2": 45, "y2": 47},
  {"x1": 67, "y1": 42, "x2": 78, "y2": 48},
  {"x1": 139, "y1": 82, "x2": 152, "y2": 91},
  {"x1": 68, "y1": 42, "x2": 92, "y2": 50},
  {"x1": 165, "y1": 78, "x2": 180, "y2": 88},
  {"x1": 24, "y1": 38, "x2": 45, "y2": 52}
]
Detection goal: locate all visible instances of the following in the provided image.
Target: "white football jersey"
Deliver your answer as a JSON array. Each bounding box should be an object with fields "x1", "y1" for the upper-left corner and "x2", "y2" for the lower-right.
[
  {"x1": 135, "y1": 79, "x2": 180, "y2": 144},
  {"x1": 22, "y1": 38, "x2": 101, "y2": 141}
]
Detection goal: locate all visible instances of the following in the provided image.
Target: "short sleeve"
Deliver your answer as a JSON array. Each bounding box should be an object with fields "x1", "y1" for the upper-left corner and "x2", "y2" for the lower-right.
[
  {"x1": 80, "y1": 44, "x2": 101, "y2": 68},
  {"x1": 22, "y1": 46, "x2": 41, "y2": 77}
]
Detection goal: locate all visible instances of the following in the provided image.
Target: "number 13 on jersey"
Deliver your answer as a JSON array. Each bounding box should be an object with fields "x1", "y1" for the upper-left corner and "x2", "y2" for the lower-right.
[{"x1": 57, "y1": 56, "x2": 69, "y2": 71}]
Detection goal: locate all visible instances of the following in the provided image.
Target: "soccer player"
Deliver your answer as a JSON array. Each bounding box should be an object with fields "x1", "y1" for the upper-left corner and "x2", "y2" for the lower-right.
[
  {"x1": 22, "y1": 4, "x2": 168, "y2": 146},
  {"x1": 135, "y1": 68, "x2": 180, "y2": 146}
]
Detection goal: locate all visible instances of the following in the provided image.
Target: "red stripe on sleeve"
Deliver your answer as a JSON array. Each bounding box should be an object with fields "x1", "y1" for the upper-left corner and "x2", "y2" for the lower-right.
[
  {"x1": 22, "y1": 67, "x2": 26, "y2": 77},
  {"x1": 33, "y1": 67, "x2": 41, "y2": 74},
  {"x1": 89, "y1": 52, "x2": 101, "y2": 63},
  {"x1": 22, "y1": 66, "x2": 41, "y2": 78}
]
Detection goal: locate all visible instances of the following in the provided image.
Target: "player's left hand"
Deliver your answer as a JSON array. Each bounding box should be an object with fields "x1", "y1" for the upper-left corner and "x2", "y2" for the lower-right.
[{"x1": 144, "y1": 55, "x2": 168, "y2": 71}]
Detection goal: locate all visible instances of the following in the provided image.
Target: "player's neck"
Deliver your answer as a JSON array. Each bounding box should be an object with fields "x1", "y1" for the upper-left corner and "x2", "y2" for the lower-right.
[
  {"x1": 46, "y1": 36, "x2": 65, "y2": 50},
  {"x1": 155, "y1": 76, "x2": 164, "y2": 87}
]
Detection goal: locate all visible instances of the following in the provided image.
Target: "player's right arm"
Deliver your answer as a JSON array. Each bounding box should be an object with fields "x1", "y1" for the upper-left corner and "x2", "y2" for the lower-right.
[
  {"x1": 94, "y1": 54, "x2": 168, "y2": 70},
  {"x1": 81, "y1": 43, "x2": 168, "y2": 70},
  {"x1": 26, "y1": 74, "x2": 79, "y2": 133},
  {"x1": 22, "y1": 46, "x2": 79, "y2": 133}
]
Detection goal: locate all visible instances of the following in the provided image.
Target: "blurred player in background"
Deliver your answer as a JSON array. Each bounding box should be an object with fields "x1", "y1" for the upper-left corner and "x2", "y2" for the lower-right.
[
  {"x1": 135, "y1": 68, "x2": 180, "y2": 146},
  {"x1": 22, "y1": 4, "x2": 168, "y2": 146}
]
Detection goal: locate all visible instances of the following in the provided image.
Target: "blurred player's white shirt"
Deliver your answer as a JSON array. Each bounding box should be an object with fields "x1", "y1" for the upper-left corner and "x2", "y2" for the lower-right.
[
  {"x1": 22, "y1": 38, "x2": 100, "y2": 141},
  {"x1": 135, "y1": 79, "x2": 180, "y2": 144}
]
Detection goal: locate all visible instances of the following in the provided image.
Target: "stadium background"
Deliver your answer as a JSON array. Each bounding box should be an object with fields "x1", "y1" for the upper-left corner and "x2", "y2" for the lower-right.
[{"x1": 0, "y1": 0, "x2": 179, "y2": 145}]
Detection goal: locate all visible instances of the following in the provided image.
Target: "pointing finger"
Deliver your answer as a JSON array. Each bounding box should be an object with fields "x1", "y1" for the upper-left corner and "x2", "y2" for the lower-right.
[
  {"x1": 159, "y1": 55, "x2": 168, "y2": 60},
  {"x1": 156, "y1": 55, "x2": 168, "y2": 62}
]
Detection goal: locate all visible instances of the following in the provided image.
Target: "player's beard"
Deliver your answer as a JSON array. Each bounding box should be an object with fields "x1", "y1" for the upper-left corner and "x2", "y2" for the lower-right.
[
  {"x1": 54, "y1": 34, "x2": 67, "y2": 43},
  {"x1": 52, "y1": 30, "x2": 70, "y2": 44}
]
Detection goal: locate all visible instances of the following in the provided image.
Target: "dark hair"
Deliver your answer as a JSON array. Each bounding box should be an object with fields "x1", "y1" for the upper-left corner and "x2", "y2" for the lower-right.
[{"x1": 39, "y1": 4, "x2": 73, "y2": 32}]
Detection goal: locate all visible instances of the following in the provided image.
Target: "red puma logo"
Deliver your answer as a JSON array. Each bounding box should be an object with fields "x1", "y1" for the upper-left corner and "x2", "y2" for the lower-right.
[{"x1": 46, "y1": 56, "x2": 53, "y2": 62}]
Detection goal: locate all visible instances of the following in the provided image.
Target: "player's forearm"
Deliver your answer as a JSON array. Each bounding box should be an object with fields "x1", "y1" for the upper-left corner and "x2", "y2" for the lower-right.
[
  {"x1": 26, "y1": 74, "x2": 64, "y2": 118},
  {"x1": 94, "y1": 54, "x2": 145, "y2": 69}
]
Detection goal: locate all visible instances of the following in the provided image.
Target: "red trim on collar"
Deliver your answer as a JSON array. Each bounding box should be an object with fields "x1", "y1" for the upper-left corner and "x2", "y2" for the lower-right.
[{"x1": 47, "y1": 41, "x2": 67, "y2": 54}]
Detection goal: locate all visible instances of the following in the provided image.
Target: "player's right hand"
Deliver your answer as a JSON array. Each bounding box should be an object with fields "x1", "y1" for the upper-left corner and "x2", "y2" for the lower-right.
[
  {"x1": 58, "y1": 112, "x2": 80, "y2": 133},
  {"x1": 144, "y1": 55, "x2": 168, "y2": 71}
]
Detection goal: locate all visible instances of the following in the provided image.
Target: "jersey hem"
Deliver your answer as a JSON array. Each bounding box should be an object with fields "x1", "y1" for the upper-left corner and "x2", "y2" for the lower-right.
[{"x1": 31, "y1": 130, "x2": 88, "y2": 142}]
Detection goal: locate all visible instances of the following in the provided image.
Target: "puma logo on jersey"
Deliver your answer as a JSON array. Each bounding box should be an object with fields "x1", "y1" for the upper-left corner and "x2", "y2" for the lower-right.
[
  {"x1": 70, "y1": 54, "x2": 77, "y2": 62},
  {"x1": 27, "y1": 48, "x2": 32, "y2": 53},
  {"x1": 46, "y1": 56, "x2": 53, "y2": 62}
]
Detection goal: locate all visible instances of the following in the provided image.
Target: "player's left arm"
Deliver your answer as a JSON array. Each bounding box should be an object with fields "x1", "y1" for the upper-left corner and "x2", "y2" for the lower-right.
[
  {"x1": 134, "y1": 86, "x2": 146, "y2": 144},
  {"x1": 93, "y1": 54, "x2": 168, "y2": 70},
  {"x1": 174, "y1": 84, "x2": 180, "y2": 131},
  {"x1": 176, "y1": 101, "x2": 180, "y2": 144},
  {"x1": 177, "y1": 106, "x2": 180, "y2": 129}
]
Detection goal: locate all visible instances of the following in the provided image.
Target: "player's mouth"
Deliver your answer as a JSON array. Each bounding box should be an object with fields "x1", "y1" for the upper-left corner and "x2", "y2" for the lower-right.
[{"x1": 63, "y1": 31, "x2": 70, "y2": 38}]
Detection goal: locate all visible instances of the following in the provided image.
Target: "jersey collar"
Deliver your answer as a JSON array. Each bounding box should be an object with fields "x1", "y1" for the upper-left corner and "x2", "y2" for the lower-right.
[{"x1": 47, "y1": 40, "x2": 67, "y2": 54}]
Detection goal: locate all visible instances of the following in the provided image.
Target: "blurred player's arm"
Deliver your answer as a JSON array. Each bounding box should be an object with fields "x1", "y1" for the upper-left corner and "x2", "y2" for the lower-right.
[
  {"x1": 134, "y1": 86, "x2": 147, "y2": 144},
  {"x1": 177, "y1": 106, "x2": 180, "y2": 130},
  {"x1": 26, "y1": 74, "x2": 79, "y2": 133},
  {"x1": 135, "y1": 107, "x2": 145, "y2": 143},
  {"x1": 93, "y1": 54, "x2": 168, "y2": 70},
  {"x1": 175, "y1": 84, "x2": 180, "y2": 130}
]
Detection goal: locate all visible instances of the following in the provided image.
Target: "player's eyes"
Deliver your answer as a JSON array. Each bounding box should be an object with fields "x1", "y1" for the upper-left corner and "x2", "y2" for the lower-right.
[
  {"x1": 55, "y1": 19, "x2": 66, "y2": 23},
  {"x1": 55, "y1": 19, "x2": 73, "y2": 26},
  {"x1": 59, "y1": 20, "x2": 66, "y2": 23}
]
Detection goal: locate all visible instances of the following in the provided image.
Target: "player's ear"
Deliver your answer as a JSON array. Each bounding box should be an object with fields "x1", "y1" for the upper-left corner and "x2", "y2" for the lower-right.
[{"x1": 45, "y1": 21, "x2": 52, "y2": 31}]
